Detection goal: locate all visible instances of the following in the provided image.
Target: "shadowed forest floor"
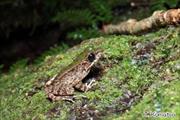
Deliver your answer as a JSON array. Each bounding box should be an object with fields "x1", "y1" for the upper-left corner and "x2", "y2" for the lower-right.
[{"x1": 0, "y1": 27, "x2": 180, "y2": 120}]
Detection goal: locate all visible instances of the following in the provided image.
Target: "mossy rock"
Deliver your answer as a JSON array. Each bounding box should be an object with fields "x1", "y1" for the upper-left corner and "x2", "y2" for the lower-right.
[{"x1": 0, "y1": 27, "x2": 180, "y2": 120}]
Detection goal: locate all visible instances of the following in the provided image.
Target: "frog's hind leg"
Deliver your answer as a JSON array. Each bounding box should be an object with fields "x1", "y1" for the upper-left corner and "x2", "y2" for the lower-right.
[{"x1": 74, "y1": 81, "x2": 88, "y2": 92}]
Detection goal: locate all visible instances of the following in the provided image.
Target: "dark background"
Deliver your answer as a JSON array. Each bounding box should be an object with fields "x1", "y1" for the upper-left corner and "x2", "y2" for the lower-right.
[{"x1": 0, "y1": 0, "x2": 179, "y2": 71}]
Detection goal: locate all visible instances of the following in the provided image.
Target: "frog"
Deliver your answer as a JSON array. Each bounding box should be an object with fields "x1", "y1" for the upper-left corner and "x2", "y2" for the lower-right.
[{"x1": 45, "y1": 50, "x2": 103, "y2": 102}]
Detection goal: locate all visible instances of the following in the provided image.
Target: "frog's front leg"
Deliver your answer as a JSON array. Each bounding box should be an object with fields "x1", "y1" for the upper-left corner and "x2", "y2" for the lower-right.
[{"x1": 74, "y1": 78, "x2": 96, "y2": 92}]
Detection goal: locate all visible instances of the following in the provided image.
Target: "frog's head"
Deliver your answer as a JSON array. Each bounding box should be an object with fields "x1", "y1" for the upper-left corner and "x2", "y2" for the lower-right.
[{"x1": 87, "y1": 50, "x2": 103, "y2": 63}]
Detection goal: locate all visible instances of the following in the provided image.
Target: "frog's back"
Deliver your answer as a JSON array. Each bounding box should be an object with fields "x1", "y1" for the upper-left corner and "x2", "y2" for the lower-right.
[
  {"x1": 53, "y1": 57, "x2": 92, "y2": 85},
  {"x1": 56, "y1": 48, "x2": 93, "y2": 75}
]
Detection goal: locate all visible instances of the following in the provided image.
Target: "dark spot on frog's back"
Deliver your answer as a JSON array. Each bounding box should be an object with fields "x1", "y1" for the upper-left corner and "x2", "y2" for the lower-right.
[{"x1": 88, "y1": 53, "x2": 96, "y2": 62}]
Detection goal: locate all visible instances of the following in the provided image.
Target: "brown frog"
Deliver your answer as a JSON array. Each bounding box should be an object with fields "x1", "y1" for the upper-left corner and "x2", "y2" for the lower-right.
[{"x1": 45, "y1": 50, "x2": 103, "y2": 102}]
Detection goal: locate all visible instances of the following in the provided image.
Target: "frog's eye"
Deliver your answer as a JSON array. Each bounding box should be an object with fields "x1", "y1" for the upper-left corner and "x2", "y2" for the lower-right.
[{"x1": 88, "y1": 53, "x2": 96, "y2": 62}]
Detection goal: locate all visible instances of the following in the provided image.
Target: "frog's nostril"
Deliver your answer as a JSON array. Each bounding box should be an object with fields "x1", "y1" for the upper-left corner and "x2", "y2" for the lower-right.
[{"x1": 88, "y1": 53, "x2": 96, "y2": 62}]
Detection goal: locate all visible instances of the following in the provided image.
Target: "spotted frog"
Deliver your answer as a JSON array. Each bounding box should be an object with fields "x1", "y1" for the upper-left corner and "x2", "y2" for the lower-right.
[{"x1": 45, "y1": 50, "x2": 103, "y2": 102}]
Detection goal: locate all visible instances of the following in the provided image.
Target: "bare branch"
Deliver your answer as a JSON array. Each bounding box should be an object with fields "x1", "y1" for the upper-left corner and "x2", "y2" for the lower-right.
[{"x1": 103, "y1": 9, "x2": 180, "y2": 34}]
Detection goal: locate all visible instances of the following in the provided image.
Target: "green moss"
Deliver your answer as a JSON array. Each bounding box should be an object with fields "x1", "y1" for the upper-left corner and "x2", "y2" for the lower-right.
[{"x1": 0, "y1": 28, "x2": 179, "y2": 119}]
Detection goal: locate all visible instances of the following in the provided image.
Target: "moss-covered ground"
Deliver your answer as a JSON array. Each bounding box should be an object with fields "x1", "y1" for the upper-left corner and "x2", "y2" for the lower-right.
[{"x1": 0, "y1": 27, "x2": 180, "y2": 120}]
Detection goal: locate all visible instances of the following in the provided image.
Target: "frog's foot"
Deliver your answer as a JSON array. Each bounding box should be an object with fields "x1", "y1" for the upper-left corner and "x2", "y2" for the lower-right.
[
  {"x1": 46, "y1": 74, "x2": 58, "y2": 86},
  {"x1": 48, "y1": 93, "x2": 75, "y2": 103},
  {"x1": 85, "y1": 78, "x2": 96, "y2": 91},
  {"x1": 74, "y1": 78, "x2": 96, "y2": 92}
]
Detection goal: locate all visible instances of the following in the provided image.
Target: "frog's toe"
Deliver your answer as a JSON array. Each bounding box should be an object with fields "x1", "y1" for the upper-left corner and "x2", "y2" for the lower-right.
[
  {"x1": 63, "y1": 96, "x2": 75, "y2": 103},
  {"x1": 55, "y1": 96, "x2": 75, "y2": 103},
  {"x1": 47, "y1": 93, "x2": 74, "y2": 102},
  {"x1": 85, "y1": 78, "x2": 96, "y2": 91}
]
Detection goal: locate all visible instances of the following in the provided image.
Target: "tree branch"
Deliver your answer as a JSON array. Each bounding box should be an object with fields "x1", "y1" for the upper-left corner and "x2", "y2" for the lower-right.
[{"x1": 102, "y1": 9, "x2": 180, "y2": 34}]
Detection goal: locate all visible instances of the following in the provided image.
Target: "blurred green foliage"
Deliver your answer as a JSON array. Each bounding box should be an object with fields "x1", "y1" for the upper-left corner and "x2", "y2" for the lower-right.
[
  {"x1": 151, "y1": 0, "x2": 179, "y2": 10},
  {"x1": 0, "y1": 0, "x2": 119, "y2": 39}
]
